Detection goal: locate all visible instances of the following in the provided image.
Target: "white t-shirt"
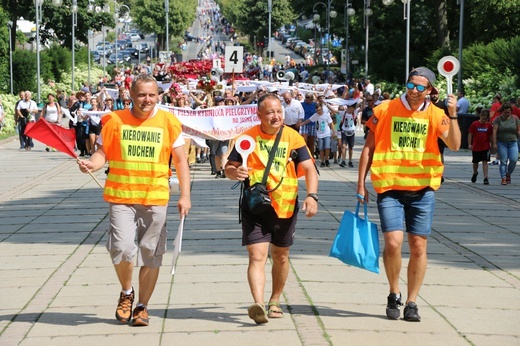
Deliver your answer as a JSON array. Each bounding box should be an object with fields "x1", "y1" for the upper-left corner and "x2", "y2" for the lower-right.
[
  {"x1": 44, "y1": 104, "x2": 60, "y2": 123},
  {"x1": 283, "y1": 100, "x2": 305, "y2": 126},
  {"x1": 340, "y1": 111, "x2": 356, "y2": 136},
  {"x1": 17, "y1": 99, "x2": 38, "y2": 121},
  {"x1": 309, "y1": 113, "x2": 333, "y2": 139}
]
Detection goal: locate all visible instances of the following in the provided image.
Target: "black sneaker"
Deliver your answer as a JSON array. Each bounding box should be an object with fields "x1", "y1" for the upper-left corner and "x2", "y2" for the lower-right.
[
  {"x1": 320, "y1": 162, "x2": 326, "y2": 168},
  {"x1": 333, "y1": 159, "x2": 338, "y2": 164},
  {"x1": 348, "y1": 161, "x2": 354, "y2": 168},
  {"x1": 215, "y1": 172, "x2": 221, "y2": 178},
  {"x1": 483, "y1": 178, "x2": 489, "y2": 185},
  {"x1": 471, "y1": 172, "x2": 478, "y2": 183},
  {"x1": 403, "y1": 301, "x2": 421, "y2": 322},
  {"x1": 325, "y1": 160, "x2": 330, "y2": 167},
  {"x1": 339, "y1": 160, "x2": 346, "y2": 167},
  {"x1": 386, "y1": 293, "x2": 403, "y2": 320},
  {"x1": 220, "y1": 170, "x2": 226, "y2": 178},
  {"x1": 115, "y1": 288, "x2": 135, "y2": 323}
]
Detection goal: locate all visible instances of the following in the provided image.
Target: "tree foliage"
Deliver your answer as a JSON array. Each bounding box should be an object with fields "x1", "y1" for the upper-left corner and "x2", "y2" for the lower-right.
[{"x1": 130, "y1": 0, "x2": 197, "y2": 51}]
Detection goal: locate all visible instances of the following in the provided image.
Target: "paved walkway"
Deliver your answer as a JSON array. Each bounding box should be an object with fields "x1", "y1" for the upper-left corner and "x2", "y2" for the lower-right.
[{"x1": 0, "y1": 131, "x2": 519, "y2": 346}]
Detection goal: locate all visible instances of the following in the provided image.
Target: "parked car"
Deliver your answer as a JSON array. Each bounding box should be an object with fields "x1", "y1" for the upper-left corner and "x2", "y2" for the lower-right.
[
  {"x1": 96, "y1": 45, "x2": 112, "y2": 57},
  {"x1": 128, "y1": 29, "x2": 145, "y2": 39},
  {"x1": 120, "y1": 47, "x2": 139, "y2": 59},
  {"x1": 96, "y1": 41, "x2": 110, "y2": 48},
  {"x1": 292, "y1": 41, "x2": 306, "y2": 52},
  {"x1": 129, "y1": 33, "x2": 141, "y2": 41},
  {"x1": 115, "y1": 40, "x2": 127, "y2": 50},
  {"x1": 107, "y1": 53, "x2": 127, "y2": 65},
  {"x1": 139, "y1": 42, "x2": 150, "y2": 54},
  {"x1": 91, "y1": 51, "x2": 100, "y2": 63},
  {"x1": 285, "y1": 37, "x2": 300, "y2": 48},
  {"x1": 184, "y1": 32, "x2": 198, "y2": 42}
]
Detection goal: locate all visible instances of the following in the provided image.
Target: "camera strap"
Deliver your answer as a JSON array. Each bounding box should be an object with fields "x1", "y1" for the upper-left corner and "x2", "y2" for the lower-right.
[{"x1": 261, "y1": 126, "x2": 284, "y2": 188}]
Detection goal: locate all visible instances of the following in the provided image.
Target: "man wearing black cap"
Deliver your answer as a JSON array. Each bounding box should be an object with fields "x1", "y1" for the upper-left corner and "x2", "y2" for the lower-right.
[{"x1": 357, "y1": 67, "x2": 461, "y2": 322}]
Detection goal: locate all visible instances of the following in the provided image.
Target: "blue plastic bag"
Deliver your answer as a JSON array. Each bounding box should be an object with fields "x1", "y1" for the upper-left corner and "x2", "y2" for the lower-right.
[{"x1": 329, "y1": 202, "x2": 380, "y2": 273}]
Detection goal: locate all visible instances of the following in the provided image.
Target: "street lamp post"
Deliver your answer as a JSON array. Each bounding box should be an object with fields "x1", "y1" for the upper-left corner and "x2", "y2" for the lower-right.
[
  {"x1": 7, "y1": 21, "x2": 13, "y2": 94},
  {"x1": 364, "y1": 0, "x2": 373, "y2": 78},
  {"x1": 312, "y1": 0, "x2": 337, "y2": 65},
  {"x1": 344, "y1": 2, "x2": 355, "y2": 77},
  {"x1": 71, "y1": 0, "x2": 78, "y2": 92},
  {"x1": 268, "y1": 0, "x2": 272, "y2": 60},
  {"x1": 382, "y1": 0, "x2": 410, "y2": 82},
  {"x1": 112, "y1": 1, "x2": 131, "y2": 69},
  {"x1": 34, "y1": 0, "x2": 63, "y2": 104},
  {"x1": 165, "y1": 0, "x2": 169, "y2": 52},
  {"x1": 458, "y1": 0, "x2": 464, "y2": 93},
  {"x1": 87, "y1": 29, "x2": 92, "y2": 87}
]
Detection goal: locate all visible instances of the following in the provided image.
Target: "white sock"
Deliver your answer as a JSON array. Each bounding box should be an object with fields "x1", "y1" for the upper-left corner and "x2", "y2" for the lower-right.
[{"x1": 122, "y1": 288, "x2": 133, "y2": 295}]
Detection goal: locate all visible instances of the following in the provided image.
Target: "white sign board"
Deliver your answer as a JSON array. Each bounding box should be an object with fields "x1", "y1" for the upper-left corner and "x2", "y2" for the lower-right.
[
  {"x1": 224, "y1": 46, "x2": 243, "y2": 73},
  {"x1": 213, "y1": 58, "x2": 221, "y2": 68}
]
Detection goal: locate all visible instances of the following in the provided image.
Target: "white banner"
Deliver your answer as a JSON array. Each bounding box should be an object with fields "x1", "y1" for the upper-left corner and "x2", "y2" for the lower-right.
[{"x1": 159, "y1": 104, "x2": 259, "y2": 141}]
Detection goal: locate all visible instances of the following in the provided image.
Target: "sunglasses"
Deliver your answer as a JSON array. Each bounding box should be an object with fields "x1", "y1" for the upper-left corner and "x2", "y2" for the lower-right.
[{"x1": 406, "y1": 83, "x2": 427, "y2": 92}]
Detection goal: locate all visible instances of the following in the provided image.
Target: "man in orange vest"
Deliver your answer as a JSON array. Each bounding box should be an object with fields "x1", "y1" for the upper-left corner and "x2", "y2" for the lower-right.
[
  {"x1": 357, "y1": 67, "x2": 461, "y2": 322},
  {"x1": 225, "y1": 94, "x2": 319, "y2": 324},
  {"x1": 78, "y1": 74, "x2": 191, "y2": 327}
]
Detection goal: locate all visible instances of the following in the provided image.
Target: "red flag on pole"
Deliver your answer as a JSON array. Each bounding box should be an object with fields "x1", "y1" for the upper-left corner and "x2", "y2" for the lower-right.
[
  {"x1": 24, "y1": 118, "x2": 77, "y2": 158},
  {"x1": 24, "y1": 118, "x2": 104, "y2": 188}
]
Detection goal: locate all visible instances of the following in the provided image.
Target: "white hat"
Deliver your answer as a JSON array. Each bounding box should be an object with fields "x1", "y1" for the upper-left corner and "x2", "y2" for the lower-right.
[{"x1": 267, "y1": 86, "x2": 278, "y2": 93}]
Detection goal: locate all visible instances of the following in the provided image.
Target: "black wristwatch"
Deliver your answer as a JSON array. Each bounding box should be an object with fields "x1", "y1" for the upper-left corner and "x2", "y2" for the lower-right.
[{"x1": 307, "y1": 193, "x2": 319, "y2": 202}]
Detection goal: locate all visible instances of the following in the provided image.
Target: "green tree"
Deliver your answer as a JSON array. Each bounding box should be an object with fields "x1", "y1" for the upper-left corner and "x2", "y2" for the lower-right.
[
  {"x1": 130, "y1": 0, "x2": 197, "y2": 51},
  {"x1": 219, "y1": 0, "x2": 295, "y2": 47}
]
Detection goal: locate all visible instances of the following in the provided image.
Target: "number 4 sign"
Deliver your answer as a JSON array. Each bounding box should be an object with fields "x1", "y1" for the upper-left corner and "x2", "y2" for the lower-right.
[{"x1": 225, "y1": 46, "x2": 244, "y2": 73}]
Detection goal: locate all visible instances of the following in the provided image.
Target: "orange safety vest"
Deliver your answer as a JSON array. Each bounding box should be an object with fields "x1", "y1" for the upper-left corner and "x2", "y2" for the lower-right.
[
  {"x1": 240, "y1": 126, "x2": 309, "y2": 218},
  {"x1": 101, "y1": 108, "x2": 182, "y2": 206},
  {"x1": 367, "y1": 98, "x2": 450, "y2": 194}
]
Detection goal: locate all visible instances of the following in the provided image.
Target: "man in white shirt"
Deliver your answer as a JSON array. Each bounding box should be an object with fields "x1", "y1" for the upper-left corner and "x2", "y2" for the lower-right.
[
  {"x1": 16, "y1": 90, "x2": 38, "y2": 150},
  {"x1": 364, "y1": 79, "x2": 374, "y2": 95},
  {"x1": 282, "y1": 91, "x2": 304, "y2": 131}
]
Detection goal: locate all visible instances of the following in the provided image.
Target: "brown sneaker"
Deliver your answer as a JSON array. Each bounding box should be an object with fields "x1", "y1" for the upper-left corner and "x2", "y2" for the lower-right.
[
  {"x1": 115, "y1": 288, "x2": 134, "y2": 323},
  {"x1": 132, "y1": 305, "x2": 149, "y2": 326}
]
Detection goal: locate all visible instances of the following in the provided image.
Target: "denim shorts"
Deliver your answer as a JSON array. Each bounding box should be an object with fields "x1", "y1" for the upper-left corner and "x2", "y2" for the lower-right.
[
  {"x1": 376, "y1": 188, "x2": 435, "y2": 236},
  {"x1": 317, "y1": 136, "x2": 331, "y2": 150}
]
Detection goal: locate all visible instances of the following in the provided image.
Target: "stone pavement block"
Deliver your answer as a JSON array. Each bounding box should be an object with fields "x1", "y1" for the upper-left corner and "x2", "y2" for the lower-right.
[
  {"x1": 176, "y1": 253, "x2": 248, "y2": 266},
  {"x1": 0, "y1": 244, "x2": 77, "y2": 256},
  {"x1": 161, "y1": 330, "x2": 303, "y2": 346},
  {"x1": 437, "y1": 306, "x2": 520, "y2": 337},
  {"x1": 28, "y1": 305, "x2": 165, "y2": 337},
  {"x1": 292, "y1": 263, "x2": 387, "y2": 285},
  {"x1": 171, "y1": 265, "x2": 247, "y2": 283},
  {"x1": 329, "y1": 330, "x2": 469, "y2": 346},
  {"x1": 170, "y1": 282, "x2": 252, "y2": 305},
  {"x1": 0, "y1": 275, "x2": 48, "y2": 289},
  {"x1": 5, "y1": 232, "x2": 90, "y2": 244},
  {"x1": 20, "y1": 333, "x2": 161, "y2": 346},
  {"x1": 164, "y1": 304, "x2": 295, "y2": 332},
  {"x1": 421, "y1": 285, "x2": 520, "y2": 309},
  {"x1": 422, "y1": 267, "x2": 511, "y2": 287},
  {"x1": 302, "y1": 282, "x2": 387, "y2": 305},
  {"x1": 320, "y1": 302, "x2": 458, "y2": 333},
  {"x1": 466, "y1": 334, "x2": 520, "y2": 346}
]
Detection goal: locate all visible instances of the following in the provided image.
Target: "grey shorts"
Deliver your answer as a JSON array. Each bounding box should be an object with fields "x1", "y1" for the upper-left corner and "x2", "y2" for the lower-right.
[
  {"x1": 209, "y1": 140, "x2": 229, "y2": 156},
  {"x1": 106, "y1": 203, "x2": 168, "y2": 268}
]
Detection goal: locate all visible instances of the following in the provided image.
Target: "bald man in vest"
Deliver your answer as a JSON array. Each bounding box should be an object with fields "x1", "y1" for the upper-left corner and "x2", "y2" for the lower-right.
[
  {"x1": 357, "y1": 67, "x2": 461, "y2": 322},
  {"x1": 78, "y1": 74, "x2": 191, "y2": 327},
  {"x1": 225, "y1": 94, "x2": 319, "y2": 324}
]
